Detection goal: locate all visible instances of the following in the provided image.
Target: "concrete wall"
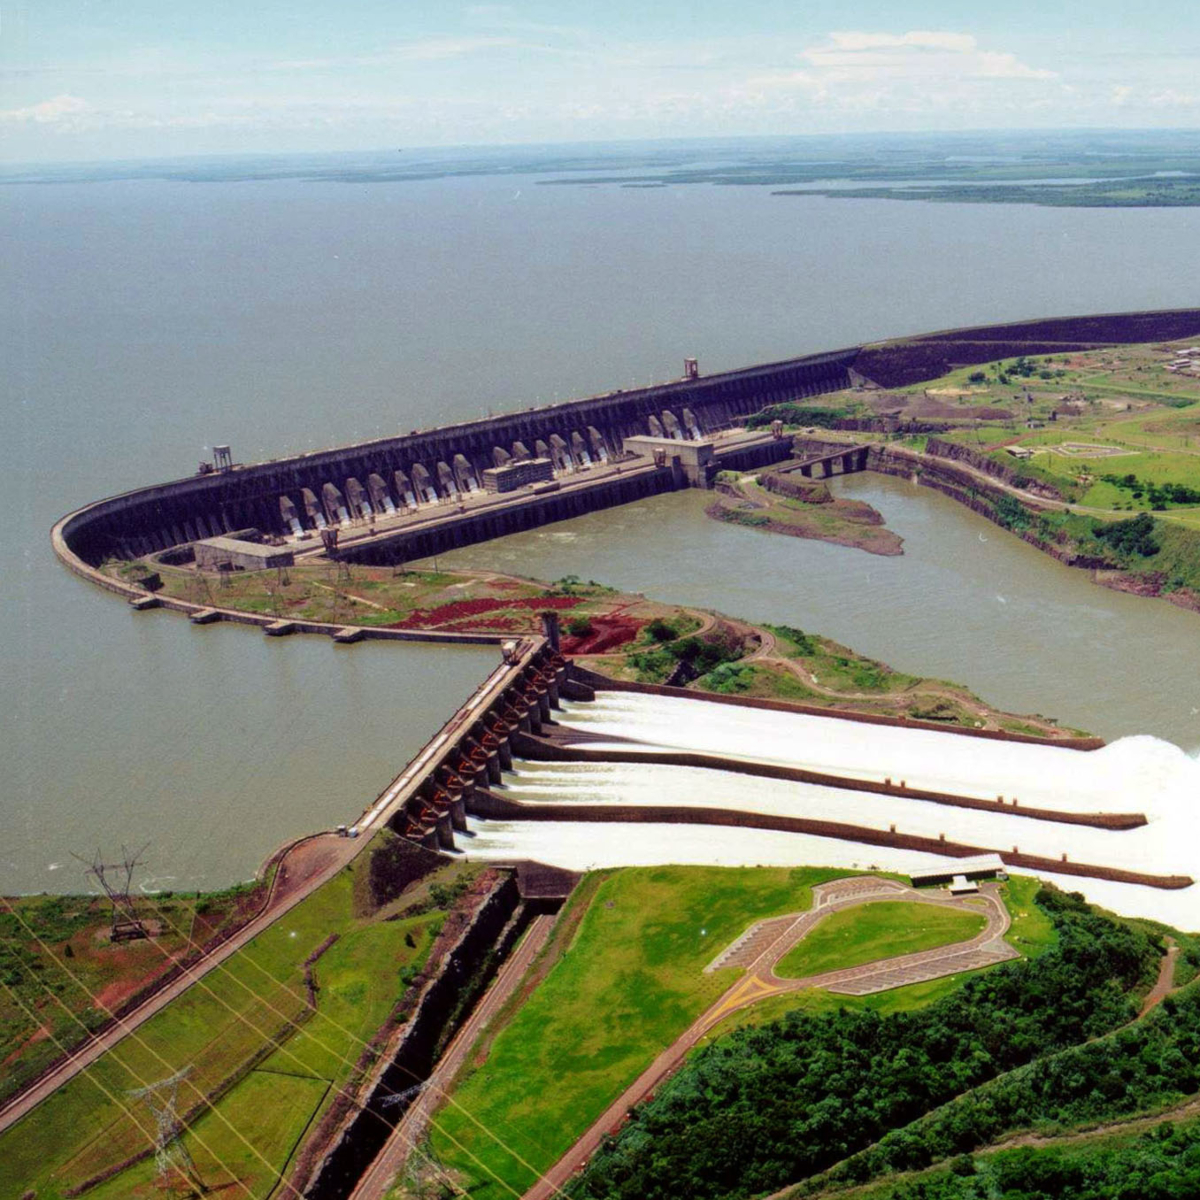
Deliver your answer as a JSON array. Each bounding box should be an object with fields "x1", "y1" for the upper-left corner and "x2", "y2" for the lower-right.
[{"x1": 58, "y1": 348, "x2": 857, "y2": 564}]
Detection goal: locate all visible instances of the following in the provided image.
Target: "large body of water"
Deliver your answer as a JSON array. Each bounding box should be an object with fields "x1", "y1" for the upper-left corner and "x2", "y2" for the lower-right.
[{"x1": 6, "y1": 152, "x2": 1200, "y2": 894}]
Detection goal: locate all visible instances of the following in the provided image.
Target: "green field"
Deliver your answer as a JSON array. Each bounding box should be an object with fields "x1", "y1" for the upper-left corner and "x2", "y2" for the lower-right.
[
  {"x1": 425, "y1": 868, "x2": 1027, "y2": 1198},
  {"x1": 0, "y1": 858, "x2": 453, "y2": 1200},
  {"x1": 775, "y1": 900, "x2": 987, "y2": 980},
  {"x1": 999, "y1": 874, "x2": 1058, "y2": 957},
  {"x1": 428, "y1": 865, "x2": 854, "y2": 1197}
]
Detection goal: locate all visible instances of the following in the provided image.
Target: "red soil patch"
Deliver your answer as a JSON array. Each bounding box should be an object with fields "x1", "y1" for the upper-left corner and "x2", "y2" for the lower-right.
[
  {"x1": 389, "y1": 594, "x2": 581, "y2": 629},
  {"x1": 2, "y1": 1024, "x2": 51, "y2": 1069},
  {"x1": 561, "y1": 615, "x2": 645, "y2": 655},
  {"x1": 438, "y1": 615, "x2": 526, "y2": 632}
]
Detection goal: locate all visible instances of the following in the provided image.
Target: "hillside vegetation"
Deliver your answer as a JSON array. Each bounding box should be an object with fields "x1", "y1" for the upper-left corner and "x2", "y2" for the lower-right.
[{"x1": 569, "y1": 889, "x2": 1163, "y2": 1200}]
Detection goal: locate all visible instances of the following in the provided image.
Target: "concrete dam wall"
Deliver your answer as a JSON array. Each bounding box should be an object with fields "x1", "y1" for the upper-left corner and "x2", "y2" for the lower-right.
[
  {"x1": 58, "y1": 347, "x2": 857, "y2": 566},
  {"x1": 54, "y1": 306, "x2": 1200, "y2": 571}
]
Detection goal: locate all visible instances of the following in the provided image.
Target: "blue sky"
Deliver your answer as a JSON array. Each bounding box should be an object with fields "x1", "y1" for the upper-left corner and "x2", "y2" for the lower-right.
[{"x1": 3, "y1": 1, "x2": 1199, "y2": 161}]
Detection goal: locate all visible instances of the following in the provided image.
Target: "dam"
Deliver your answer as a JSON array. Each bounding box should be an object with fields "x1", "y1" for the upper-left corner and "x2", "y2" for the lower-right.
[
  {"x1": 48, "y1": 306, "x2": 1200, "y2": 931},
  {"x1": 53, "y1": 306, "x2": 1200, "y2": 578}
]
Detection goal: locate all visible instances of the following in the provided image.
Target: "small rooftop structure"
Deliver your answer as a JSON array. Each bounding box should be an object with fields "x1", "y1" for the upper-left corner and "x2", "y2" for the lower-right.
[
  {"x1": 1005, "y1": 445, "x2": 1035, "y2": 459},
  {"x1": 194, "y1": 536, "x2": 294, "y2": 573},
  {"x1": 948, "y1": 874, "x2": 979, "y2": 896},
  {"x1": 910, "y1": 854, "x2": 1007, "y2": 888},
  {"x1": 481, "y1": 458, "x2": 555, "y2": 493}
]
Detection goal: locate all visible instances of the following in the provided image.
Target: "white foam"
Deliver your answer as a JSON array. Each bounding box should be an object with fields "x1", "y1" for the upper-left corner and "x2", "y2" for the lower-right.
[{"x1": 474, "y1": 695, "x2": 1200, "y2": 929}]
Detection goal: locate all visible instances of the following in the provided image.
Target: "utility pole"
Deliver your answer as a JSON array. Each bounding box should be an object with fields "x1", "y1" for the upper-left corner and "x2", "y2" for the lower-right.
[{"x1": 130, "y1": 1067, "x2": 207, "y2": 1195}]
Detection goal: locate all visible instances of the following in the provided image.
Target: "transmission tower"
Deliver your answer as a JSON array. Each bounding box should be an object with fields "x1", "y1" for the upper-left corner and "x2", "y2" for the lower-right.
[
  {"x1": 129, "y1": 1067, "x2": 207, "y2": 1195},
  {"x1": 76, "y1": 844, "x2": 151, "y2": 943}
]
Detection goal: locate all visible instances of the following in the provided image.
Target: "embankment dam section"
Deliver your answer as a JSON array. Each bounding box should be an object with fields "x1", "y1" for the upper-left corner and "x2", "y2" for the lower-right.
[{"x1": 52, "y1": 306, "x2": 1200, "y2": 578}]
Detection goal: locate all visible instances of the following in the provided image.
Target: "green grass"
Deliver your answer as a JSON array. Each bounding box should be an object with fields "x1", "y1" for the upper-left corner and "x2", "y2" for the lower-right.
[
  {"x1": 428, "y1": 865, "x2": 853, "y2": 1197},
  {"x1": 1000, "y1": 875, "x2": 1058, "y2": 958},
  {"x1": 0, "y1": 865, "x2": 443, "y2": 1200},
  {"x1": 85, "y1": 1070, "x2": 329, "y2": 1200},
  {"x1": 774, "y1": 901, "x2": 987, "y2": 980}
]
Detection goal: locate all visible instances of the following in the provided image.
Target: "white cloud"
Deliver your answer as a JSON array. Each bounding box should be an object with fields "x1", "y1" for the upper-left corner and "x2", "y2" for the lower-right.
[
  {"x1": 825, "y1": 31, "x2": 979, "y2": 54},
  {"x1": 1, "y1": 93, "x2": 92, "y2": 126},
  {"x1": 801, "y1": 30, "x2": 1057, "y2": 82}
]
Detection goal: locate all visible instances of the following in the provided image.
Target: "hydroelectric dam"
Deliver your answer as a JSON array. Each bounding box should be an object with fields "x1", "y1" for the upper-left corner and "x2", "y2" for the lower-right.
[
  {"x1": 53, "y1": 306, "x2": 1200, "y2": 575},
  {"x1": 49, "y1": 306, "x2": 1200, "y2": 924},
  {"x1": 36, "y1": 308, "x2": 1200, "y2": 1197}
]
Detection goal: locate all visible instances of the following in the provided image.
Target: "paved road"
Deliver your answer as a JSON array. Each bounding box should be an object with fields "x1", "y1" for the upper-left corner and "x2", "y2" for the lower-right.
[
  {"x1": 523, "y1": 878, "x2": 1015, "y2": 1200},
  {"x1": 350, "y1": 914, "x2": 557, "y2": 1200}
]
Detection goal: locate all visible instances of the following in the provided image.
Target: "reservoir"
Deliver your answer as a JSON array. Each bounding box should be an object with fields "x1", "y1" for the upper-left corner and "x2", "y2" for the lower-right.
[
  {"x1": 6, "y1": 153, "x2": 1200, "y2": 893},
  {"x1": 431, "y1": 475, "x2": 1200, "y2": 751}
]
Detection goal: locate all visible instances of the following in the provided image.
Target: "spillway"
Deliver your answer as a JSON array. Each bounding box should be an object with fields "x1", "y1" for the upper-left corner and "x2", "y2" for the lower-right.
[{"x1": 462, "y1": 692, "x2": 1200, "y2": 929}]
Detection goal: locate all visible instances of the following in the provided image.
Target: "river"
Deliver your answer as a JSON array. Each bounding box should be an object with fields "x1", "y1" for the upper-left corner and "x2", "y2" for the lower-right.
[{"x1": 6, "y1": 148, "x2": 1200, "y2": 893}]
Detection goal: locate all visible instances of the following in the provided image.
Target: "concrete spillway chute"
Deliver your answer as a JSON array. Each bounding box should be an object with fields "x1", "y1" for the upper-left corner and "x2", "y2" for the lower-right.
[
  {"x1": 682, "y1": 407, "x2": 703, "y2": 440},
  {"x1": 411, "y1": 462, "x2": 439, "y2": 504},
  {"x1": 437, "y1": 461, "x2": 460, "y2": 498},
  {"x1": 534, "y1": 439, "x2": 551, "y2": 465},
  {"x1": 322, "y1": 482, "x2": 351, "y2": 527},
  {"x1": 588, "y1": 426, "x2": 609, "y2": 462},
  {"x1": 661, "y1": 410, "x2": 683, "y2": 440},
  {"x1": 493, "y1": 446, "x2": 512, "y2": 468},
  {"x1": 570, "y1": 431, "x2": 592, "y2": 465},
  {"x1": 512, "y1": 441, "x2": 532, "y2": 461},
  {"x1": 301, "y1": 488, "x2": 327, "y2": 530},
  {"x1": 453, "y1": 453, "x2": 479, "y2": 493},
  {"x1": 367, "y1": 473, "x2": 396, "y2": 514},
  {"x1": 279, "y1": 495, "x2": 304, "y2": 538},
  {"x1": 345, "y1": 477, "x2": 372, "y2": 519},
  {"x1": 647, "y1": 415, "x2": 665, "y2": 438},
  {"x1": 393, "y1": 469, "x2": 417, "y2": 509}
]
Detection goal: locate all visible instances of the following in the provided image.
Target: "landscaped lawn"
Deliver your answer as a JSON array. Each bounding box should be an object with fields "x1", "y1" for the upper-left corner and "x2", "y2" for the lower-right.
[{"x1": 774, "y1": 900, "x2": 986, "y2": 979}]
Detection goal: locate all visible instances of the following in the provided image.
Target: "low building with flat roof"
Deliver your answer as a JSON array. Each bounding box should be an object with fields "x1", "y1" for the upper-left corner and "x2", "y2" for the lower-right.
[
  {"x1": 910, "y1": 854, "x2": 1007, "y2": 888},
  {"x1": 481, "y1": 458, "x2": 555, "y2": 493},
  {"x1": 194, "y1": 536, "x2": 294, "y2": 572}
]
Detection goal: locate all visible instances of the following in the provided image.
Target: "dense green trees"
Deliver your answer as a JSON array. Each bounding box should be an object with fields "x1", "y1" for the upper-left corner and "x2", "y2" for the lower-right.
[
  {"x1": 570, "y1": 890, "x2": 1161, "y2": 1200},
  {"x1": 1093, "y1": 512, "x2": 1160, "y2": 557},
  {"x1": 847, "y1": 1120, "x2": 1200, "y2": 1200}
]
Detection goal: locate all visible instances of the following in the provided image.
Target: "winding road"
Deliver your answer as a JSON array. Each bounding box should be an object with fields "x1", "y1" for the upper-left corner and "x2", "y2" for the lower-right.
[{"x1": 523, "y1": 876, "x2": 1016, "y2": 1200}]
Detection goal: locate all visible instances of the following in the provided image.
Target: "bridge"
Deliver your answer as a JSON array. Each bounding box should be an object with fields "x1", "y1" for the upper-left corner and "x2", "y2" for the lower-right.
[{"x1": 779, "y1": 442, "x2": 871, "y2": 479}]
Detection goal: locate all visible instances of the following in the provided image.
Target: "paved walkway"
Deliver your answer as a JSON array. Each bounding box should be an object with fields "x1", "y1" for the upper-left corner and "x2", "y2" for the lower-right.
[{"x1": 523, "y1": 877, "x2": 1015, "y2": 1200}]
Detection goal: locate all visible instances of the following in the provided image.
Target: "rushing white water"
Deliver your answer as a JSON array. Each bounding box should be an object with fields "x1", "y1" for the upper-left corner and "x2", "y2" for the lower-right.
[{"x1": 462, "y1": 693, "x2": 1200, "y2": 929}]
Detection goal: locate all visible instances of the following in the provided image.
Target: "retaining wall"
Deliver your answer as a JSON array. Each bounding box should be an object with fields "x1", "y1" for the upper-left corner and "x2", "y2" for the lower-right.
[
  {"x1": 567, "y1": 665, "x2": 1105, "y2": 750},
  {"x1": 468, "y1": 790, "x2": 1191, "y2": 890},
  {"x1": 514, "y1": 732, "x2": 1142, "y2": 829}
]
